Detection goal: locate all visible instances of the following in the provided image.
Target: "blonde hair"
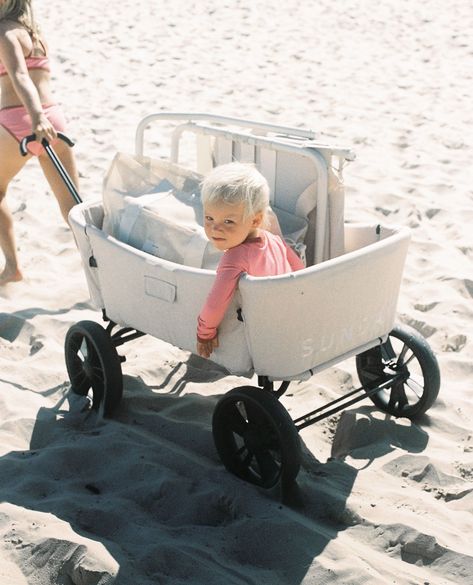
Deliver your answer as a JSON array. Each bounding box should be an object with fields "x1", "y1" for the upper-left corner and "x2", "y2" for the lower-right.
[
  {"x1": 0, "y1": 0, "x2": 40, "y2": 40},
  {"x1": 201, "y1": 162, "x2": 270, "y2": 220}
]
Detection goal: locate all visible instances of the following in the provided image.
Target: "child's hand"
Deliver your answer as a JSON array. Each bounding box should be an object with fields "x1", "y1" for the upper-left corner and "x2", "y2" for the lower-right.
[{"x1": 197, "y1": 335, "x2": 219, "y2": 359}]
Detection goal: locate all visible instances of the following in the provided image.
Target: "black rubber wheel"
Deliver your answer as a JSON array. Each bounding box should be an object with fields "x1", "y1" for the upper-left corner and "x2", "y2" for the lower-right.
[
  {"x1": 65, "y1": 320, "x2": 123, "y2": 416},
  {"x1": 212, "y1": 386, "x2": 301, "y2": 488},
  {"x1": 356, "y1": 324, "x2": 440, "y2": 419}
]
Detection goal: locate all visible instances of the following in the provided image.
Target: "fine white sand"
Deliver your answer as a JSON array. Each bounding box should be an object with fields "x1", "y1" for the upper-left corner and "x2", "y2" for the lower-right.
[{"x1": 1, "y1": 0, "x2": 472, "y2": 583}]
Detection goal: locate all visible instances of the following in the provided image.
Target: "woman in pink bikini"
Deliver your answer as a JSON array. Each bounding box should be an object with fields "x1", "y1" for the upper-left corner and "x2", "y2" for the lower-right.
[
  {"x1": 197, "y1": 162, "x2": 304, "y2": 359},
  {"x1": 0, "y1": 0, "x2": 78, "y2": 285}
]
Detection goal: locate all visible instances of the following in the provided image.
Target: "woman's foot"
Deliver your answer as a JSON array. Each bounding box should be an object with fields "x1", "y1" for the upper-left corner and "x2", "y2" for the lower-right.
[{"x1": 0, "y1": 266, "x2": 23, "y2": 285}]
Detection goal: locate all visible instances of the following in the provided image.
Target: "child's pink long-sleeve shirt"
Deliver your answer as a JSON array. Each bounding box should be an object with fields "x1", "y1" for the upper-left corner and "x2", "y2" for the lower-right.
[{"x1": 197, "y1": 230, "x2": 304, "y2": 341}]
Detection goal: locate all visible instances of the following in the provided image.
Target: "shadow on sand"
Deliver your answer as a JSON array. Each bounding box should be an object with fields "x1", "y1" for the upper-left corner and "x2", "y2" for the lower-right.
[{"x1": 0, "y1": 366, "x2": 430, "y2": 585}]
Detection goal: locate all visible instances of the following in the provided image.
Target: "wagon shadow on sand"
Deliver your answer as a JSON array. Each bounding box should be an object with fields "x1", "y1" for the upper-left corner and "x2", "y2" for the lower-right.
[{"x1": 0, "y1": 362, "x2": 430, "y2": 585}]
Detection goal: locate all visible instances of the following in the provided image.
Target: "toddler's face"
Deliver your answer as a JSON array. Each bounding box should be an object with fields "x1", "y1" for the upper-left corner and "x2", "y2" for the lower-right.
[{"x1": 204, "y1": 201, "x2": 262, "y2": 251}]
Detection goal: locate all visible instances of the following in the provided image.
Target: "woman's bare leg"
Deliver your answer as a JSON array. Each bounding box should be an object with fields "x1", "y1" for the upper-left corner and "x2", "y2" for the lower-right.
[
  {"x1": 0, "y1": 126, "x2": 29, "y2": 285},
  {"x1": 38, "y1": 140, "x2": 79, "y2": 223}
]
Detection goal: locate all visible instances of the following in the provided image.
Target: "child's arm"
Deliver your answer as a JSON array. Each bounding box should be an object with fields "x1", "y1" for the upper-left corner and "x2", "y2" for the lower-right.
[{"x1": 197, "y1": 252, "x2": 245, "y2": 357}]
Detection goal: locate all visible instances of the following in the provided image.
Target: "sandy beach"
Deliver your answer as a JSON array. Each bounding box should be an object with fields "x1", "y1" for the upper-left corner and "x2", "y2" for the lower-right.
[{"x1": 1, "y1": 0, "x2": 472, "y2": 583}]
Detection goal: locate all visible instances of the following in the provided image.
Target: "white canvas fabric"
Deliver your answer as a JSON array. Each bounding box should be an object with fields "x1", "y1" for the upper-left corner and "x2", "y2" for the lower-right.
[
  {"x1": 116, "y1": 191, "x2": 223, "y2": 269},
  {"x1": 291, "y1": 164, "x2": 347, "y2": 267},
  {"x1": 102, "y1": 152, "x2": 309, "y2": 268},
  {"x1": 102, "y1": 153, "x2": 222, "y2": 269},
  {"x1": 69, "y1": 199, "x2": 410, "y2": 379},
  {"x1": 70, "y1": 201, "x2": 253, "y2": 375},
  {"x1": 238, "y1": 224, "x2": 410, "y2": 378},
  {"x1": 212, "y1": 137, "x2": 347, "y2": 264},
  {"x1": 69, "y1": 201, "x2": 105, "y2": 308},
  {"x1": 102, "y1": 153, "x2": 204, "y2": 237}
]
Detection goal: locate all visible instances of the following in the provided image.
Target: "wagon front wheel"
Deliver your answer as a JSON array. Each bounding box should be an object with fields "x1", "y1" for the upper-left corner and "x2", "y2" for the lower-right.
[
  {"x1": 212, "y1": 386, "x2": 301, "y2": 488},
  {"x1": 65, "y1": 320, "x2": 123, "y2": 416},
  {"x1": 356, "y1": 324, "x2": 440, "y2": 419}
]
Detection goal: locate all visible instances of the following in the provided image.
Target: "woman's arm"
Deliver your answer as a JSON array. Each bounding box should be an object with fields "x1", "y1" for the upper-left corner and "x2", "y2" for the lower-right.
[{"x1": 0, "y1": 27, "x2": 56, "y2": 143}]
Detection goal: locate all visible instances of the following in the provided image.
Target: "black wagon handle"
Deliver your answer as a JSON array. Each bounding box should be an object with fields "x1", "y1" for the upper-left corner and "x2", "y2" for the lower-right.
[
  {"x1": 19, "y1": 132, "x2": 82, "y2": 204},
  {"x1": 19, "y1": 131, "x2": 75, "y2": 156}
]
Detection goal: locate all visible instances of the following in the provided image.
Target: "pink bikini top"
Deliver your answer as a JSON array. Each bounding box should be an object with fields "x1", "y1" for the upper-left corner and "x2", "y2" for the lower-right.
[{"x1": 0, "y1": 39, "x2": 50, "y2": 76}]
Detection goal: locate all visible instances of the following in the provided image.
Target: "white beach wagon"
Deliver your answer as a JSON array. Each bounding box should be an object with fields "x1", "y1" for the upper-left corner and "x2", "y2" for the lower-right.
[{"x1": 64, "y1": 113, "x2": 440, "y2": 489}]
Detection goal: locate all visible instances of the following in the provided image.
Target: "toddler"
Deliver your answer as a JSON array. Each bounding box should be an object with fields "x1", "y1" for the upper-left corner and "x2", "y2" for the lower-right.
[{"x1": 197, "y1": 162, "x2": 304, "y2": 358}]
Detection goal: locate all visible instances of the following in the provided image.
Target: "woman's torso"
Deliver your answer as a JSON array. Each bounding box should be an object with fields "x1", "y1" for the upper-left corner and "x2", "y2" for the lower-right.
[{"x1": 0, "y1": 21, "x2": 53, "y2": 108}]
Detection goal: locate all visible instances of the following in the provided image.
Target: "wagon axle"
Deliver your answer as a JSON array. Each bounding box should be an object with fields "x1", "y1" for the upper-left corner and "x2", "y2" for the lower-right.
[{"x1": 292, "y1": 374, "x2": 405, "y2": 431}]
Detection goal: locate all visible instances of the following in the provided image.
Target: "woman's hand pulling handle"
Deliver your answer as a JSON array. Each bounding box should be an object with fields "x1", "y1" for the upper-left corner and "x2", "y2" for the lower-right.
[
  {"x1": 32, "y1": 112, "x2": 56, "y2": 146},
  {"x1": 20, "y1": 131, "x2": 75, "y2": 156}
]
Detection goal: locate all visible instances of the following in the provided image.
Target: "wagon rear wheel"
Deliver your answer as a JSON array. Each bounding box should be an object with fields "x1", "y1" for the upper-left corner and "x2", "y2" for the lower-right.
[
  {"x1": 356, "y1": 324, "x2": 440, "y2": 419},
  {"x1": 212, "y1": 386, "x2": 301, "y2": 488},
  {"x1": 65, "y1": 320, "x2": 123, "y2": 416}
]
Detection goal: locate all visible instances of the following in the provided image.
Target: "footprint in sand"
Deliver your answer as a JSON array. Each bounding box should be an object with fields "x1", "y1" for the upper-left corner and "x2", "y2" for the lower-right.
[
  {"x1": 441, "y1": 333, "x2": 467, "y2": 352},
  {"x1": 384, "y1": 454, "x2": 473, "y2": 504},
  {"x1": 399, "y1": 314, "x2": 437, "y2": 338},
  {"x1": 464, "y1": 278, "x2": 473, "y2": 298},
  {"x1": 0, "y1": 314, "x2": 34, "y2": 344},
  {"x1": 29, "y1": 336, "x2": 44, "y2": 356},
  {"x1": 425, "y1": 207, "x2": 441, "y2": 219},
  {"x1": 414, "y1": 301, "x2": 438, "y2": 312}
]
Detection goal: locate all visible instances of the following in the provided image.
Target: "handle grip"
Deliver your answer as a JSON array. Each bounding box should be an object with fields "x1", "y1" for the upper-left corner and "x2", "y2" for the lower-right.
[
  {"x1": 19, "y1": 132, "x2": 82, "y2": 204},
  {"x1": 20, "y1": 132, "x2": 75, "y2": 156}
]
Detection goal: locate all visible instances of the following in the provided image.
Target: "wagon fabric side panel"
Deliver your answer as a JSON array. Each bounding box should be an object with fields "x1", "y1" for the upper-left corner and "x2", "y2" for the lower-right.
[
  {"x1": 238, "y1": 224, "x2": 411, "y2": 380},
  {"x1": 84, "y1": 227, "x2": 253, "y2": 375},
  {"x1": 69, "y1": 202, "x2": 105, "y2": 309}
]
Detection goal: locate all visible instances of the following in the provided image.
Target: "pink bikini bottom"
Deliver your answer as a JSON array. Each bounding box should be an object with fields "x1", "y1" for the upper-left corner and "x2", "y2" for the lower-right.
[{"x1": 0, "y1": 103, "x2": 67, "y2": 156}]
